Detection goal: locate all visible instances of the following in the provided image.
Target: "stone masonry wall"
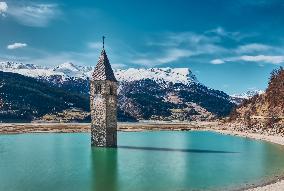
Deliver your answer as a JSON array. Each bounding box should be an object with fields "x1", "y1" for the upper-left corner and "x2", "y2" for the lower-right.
[{"x1": 90, "y1": 80, "x2": 118, "y2": 147}]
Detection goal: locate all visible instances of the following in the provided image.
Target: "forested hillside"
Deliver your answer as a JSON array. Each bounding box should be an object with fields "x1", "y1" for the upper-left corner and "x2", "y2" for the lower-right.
[{"x1": 0, "y1": 71, "x2": 89, "y2": 122}]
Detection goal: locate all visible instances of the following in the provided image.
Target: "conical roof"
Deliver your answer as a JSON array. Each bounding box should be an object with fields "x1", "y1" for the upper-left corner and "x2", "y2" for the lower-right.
[{"x1": 92, "y1": 49, "x2": 117, "y2": 82}]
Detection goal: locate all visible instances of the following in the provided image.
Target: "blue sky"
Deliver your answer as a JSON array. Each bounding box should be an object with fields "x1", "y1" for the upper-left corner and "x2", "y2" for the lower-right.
[{"x1": 1, "y1": 0, "x2": 284, "y2": 94}]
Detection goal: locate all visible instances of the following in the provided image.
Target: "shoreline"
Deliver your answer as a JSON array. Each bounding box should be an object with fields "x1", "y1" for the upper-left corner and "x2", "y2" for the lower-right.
[
  {"x1": 0, "y1": 122, "x2": 284, "y2": 190},
  {"x1": 0, "y1": 122, "x2": 210, "y2": 134},
  {"x1": 214, "y1": 129, "x2": 284, "y2": 191}
]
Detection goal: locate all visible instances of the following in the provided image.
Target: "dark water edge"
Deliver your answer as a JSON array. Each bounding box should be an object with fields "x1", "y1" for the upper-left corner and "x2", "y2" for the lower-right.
[{"x1": 231, "y1": 173, "x2": 284, "y2": 191}]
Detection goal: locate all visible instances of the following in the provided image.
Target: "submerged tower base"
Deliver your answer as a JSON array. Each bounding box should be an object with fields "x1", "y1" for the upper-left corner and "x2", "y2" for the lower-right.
[{"x1": 91, "y1": 125, "x2": 117, "y2": 147}]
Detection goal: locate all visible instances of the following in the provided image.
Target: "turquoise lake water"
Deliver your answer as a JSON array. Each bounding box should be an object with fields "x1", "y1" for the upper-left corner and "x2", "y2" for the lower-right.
[{"x1": 1, "y1": 131, "x2": 284, "y2": 191}]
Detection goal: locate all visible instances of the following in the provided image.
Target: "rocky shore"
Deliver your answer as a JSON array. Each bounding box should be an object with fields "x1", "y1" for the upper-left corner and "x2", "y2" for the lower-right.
[
  {"x1": 0, "y1": 123, "x2": 91, "y2": 134},
  {"x1": 226, "y1": 120, "x2": 284, "y2": 137},
  {"x1": 0, "y1": 121, "x2": 207, "y2": 134}
]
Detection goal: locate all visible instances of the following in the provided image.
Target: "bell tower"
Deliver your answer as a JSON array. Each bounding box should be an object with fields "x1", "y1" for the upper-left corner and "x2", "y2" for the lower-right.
[{"x1": 90, "y1": 37, "x2": 118, "y2": 147}]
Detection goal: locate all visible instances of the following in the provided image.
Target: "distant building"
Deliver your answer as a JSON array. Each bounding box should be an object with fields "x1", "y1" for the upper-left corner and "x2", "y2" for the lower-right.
[{"x1": 90, "y1": 42, "x2": 118, "y2": 147}]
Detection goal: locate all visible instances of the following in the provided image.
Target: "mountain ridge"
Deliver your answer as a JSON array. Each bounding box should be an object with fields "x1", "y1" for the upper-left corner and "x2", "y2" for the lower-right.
[
  {"x1": 0, "y1": 61, "x2": 199, "y2": 85},
  {"x1": 0, "y1": 62, "x2": 236, "y2": 122}
]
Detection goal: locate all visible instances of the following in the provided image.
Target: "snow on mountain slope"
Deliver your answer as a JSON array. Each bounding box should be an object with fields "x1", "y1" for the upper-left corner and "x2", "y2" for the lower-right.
[
  {"x1": 231, "y1": 90, "x2": 264, "y2": 99},
  {"x1": 0, "y1": 62, "x2": 198, "y2": 85},
  {"x1": 230, "y1": 90, "x2": 264, "y2": 105},
  {"x1": 53, "y1": 62, "x2": 80, "y2": 73},
  {"x1": 0, "y1": 62, "x2": 61, "y2": 78},
  {"x1": 0, "y1": 62, "x2": 37, "y2": 70},
  {"x1": 53, "y1": 62, "x2": 86, "y2": 78},
  {"x1": 0, "y1": 61, "x2": 92, "y2": 80},
  {"x1": 115, "y1": 68, "x2": 198, "y2": 85}
]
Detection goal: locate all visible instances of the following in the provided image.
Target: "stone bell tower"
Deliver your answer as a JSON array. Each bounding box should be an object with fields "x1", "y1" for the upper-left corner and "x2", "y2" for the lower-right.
[{"x1": 90, "y1": 37, "x2": 118, "y2": 147}]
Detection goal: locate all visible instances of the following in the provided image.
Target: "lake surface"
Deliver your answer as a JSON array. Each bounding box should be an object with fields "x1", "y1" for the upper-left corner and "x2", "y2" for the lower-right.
[{"x1": 1, "y1": 131, "x2": 284, "y2": 191}]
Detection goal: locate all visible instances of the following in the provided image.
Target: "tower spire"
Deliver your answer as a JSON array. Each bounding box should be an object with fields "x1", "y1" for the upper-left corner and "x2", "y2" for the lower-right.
[
  {"x1": 90, "y1": 36, "x2": 118, "y2": 147},
  {"x1": 102, "y1": 36, "x2": 105, "y2": 49}
]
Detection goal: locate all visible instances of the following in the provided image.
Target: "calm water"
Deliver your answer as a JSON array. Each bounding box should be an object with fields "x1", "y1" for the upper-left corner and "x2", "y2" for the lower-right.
[{"x1": 1, "y1": 131, "x2": 284, "y2": 191}]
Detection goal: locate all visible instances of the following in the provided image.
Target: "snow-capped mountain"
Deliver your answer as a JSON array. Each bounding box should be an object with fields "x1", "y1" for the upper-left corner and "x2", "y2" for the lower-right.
[
  {"x1": 0, "y1": 61, "x2": 92, "y2": 80},
  {"x1": 0, "y1": 61, "x2": 37, "y2": 70},
  {"x1": 0, "y1": 61, "x2": 236, "y2": 121},
  {"x1": 230, "y1": 90, "x2": 264, "y2": 105},
  {"x1": 116, "y1": 68, "x2": 198, "y2": 85},
  {"x1": 53, "y1": 62, "x2": 80, "y2": 74},
  {"x1": 231, "y1": 90, "x2": 264, "y2": 99},
  {"x1": 0, "y1": 61, "x2": 64, "y2": 79},
  {"x1": 0, "y1": 61, "x2": 198, "y2": 85}
]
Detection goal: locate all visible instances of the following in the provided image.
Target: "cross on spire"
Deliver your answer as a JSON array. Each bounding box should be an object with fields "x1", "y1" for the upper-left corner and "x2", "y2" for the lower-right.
[
  {"x1": 92, "y1": 36, "x2": 117, "y2": 82},
  {"x1": 102, "y1": 36, "x2": 106, "y2": 49}
]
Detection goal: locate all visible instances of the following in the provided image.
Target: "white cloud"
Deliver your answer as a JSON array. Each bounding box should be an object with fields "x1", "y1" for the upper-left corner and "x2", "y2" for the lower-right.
[
  {"x1": 206, "y1": 27, "x2": 237, "y2": 38},
  {"x1": 88, "y1": 42, "x2": 102, "y2": 49},
  {"x1": 240, "y1": 55, "x2": 284, "y2": 64},
  {"x1": 1, "y1": 38, "x2": 129, "y2": 68},
  {"x1": 128, "y1": 30, "x2": 282, "y2": 67},
  {"x1": 236, "y1": 43, "x2": 272, "y2": 54},
  {"x1": 206, "y1": 27, "x2": 253, "y2": 41},
  {"x1": 0, "y1": 1, "x2": 8, "y2": 16},
  {"x1": 7, "y1": 3, "x2": 60, "y2": 27},
  {"x1": 135, "y1": 31, "x2": 227, "y2": 66},
  {"x1": 7, "y1": 42, "x2": 27, "y2": 50},
  {"x1": 148, "y1": 32, "x2": 220, "y2": 47},
  {"x1": 213, "y1": 55, "x2": 284, "y2": 65},
  {"x1": 133, "y1": 48, "x2": 193, "y2": 66},
  {"x1": 156, "y1": 49, "x2": 193, "y2": 64},
  {"x1": 209, "y1": 27, "x2": 228, "y2": 36},
  {"x1": 210, "y1": 59, "x2": 224, "y2": 64},
  {"x1": 168, "y1": 32, "x2": 219, "y2": 45}
]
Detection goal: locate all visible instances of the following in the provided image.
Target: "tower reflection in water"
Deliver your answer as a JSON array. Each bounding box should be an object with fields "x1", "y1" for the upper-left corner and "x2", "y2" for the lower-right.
[{"x1": 90, "y1": 148, "x2": 118, "y2": 191}]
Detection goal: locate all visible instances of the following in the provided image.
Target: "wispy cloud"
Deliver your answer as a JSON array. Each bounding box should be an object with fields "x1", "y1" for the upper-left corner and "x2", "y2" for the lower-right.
[
  {"x1": 211, "y1": 55, "x2": 284, "y2": 65},
  {"x1": 210, "y1": 59, "x2": 225, "y2": 65},
  {"x1": 148, "y1": 32, "x2": 220, "y2": 47},
  {"x1": 207, "y1": 27, "x2": 238, "y2": 37},
  {"x1": 7, "y1": 47, "x2": 126, "y2": 69},
  {"x1": 157, "y1": 49, "x2": 193, "y2": 64},
  {"x1": 240, "y1": 55, "x2": 284, "y2": 64},
  {"x1": 209, "y1": 39, "x2": 284, "y2": 65},
  {"x1": 206, "y1": 27, "x2": 252, "y2": 41},
  {"x1": 7, "y1": 42, "x2": 27, "y2": 50},
  {"x1": 7, "y1": 2, "x2": 61, "y2": 27},
  {"x1": 133, "y1": 31, "x2": 227, "y2": 66},
  {"x1": 236, "y1": 43, "x2": 272, "y2": 54},
  {"x1": 149, "y1": 28, "x2": 257, "y2": 62},
  {"x1": 34, "y1": 53, "x2": 126, "y2": 69},
  {"x1": 26, "y1": 51, "x2": 97, "y2": 67},
  {"x1": 0, "y1": 1, "x2": 7, "y2": 16},
  {"x1": 133, "y1": 48, "x2": 193, "y2": 66}
]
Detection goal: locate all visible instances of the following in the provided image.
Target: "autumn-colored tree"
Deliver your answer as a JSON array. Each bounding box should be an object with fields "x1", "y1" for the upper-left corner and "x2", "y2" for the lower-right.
[
  {"x1": 266, "y1": 67, "x2": 284, "y2": 116},
  {"x1": 244, "y1": 111, "x2": 252, "y2": 128}
]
